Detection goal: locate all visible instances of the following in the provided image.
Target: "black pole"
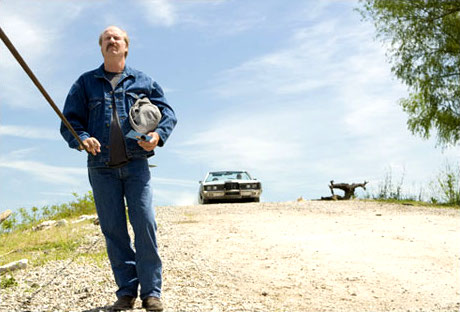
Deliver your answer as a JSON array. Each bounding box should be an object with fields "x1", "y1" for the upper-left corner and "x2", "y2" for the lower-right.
[{"x1": 0, "y1": 26, "x2": 89, "y2": 153}]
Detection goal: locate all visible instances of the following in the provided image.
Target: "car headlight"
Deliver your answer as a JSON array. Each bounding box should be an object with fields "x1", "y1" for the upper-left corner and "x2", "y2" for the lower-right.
[
  {"x1": 244, "y1": 183, "x2": 260, "y2": 189},
  {"x1": 205, "y1": 185, "x2": 220, "y2": 191}
]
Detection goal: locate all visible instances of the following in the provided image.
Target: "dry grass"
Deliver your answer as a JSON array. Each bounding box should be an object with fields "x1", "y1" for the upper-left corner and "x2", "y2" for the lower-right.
[{"x1": 0, "y1": 219, "x2": 102, "y2": 268}]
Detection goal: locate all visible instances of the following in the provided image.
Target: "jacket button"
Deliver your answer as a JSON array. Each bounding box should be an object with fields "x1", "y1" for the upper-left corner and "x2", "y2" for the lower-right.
[
  {"x1": 106, "y1": 123, "x2": 110, "y2": 127},
  {"x1": 108, "y1": 105, "x2": 112, "y2": 109}
]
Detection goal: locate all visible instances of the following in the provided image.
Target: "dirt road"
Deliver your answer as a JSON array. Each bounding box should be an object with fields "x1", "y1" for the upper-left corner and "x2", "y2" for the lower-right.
[
  {"x1": 1, "y1": 200, "x2": 459, "y2": 311},
  {"x1": 160, "y1": 200, "x2": 460, "y2": 311}
]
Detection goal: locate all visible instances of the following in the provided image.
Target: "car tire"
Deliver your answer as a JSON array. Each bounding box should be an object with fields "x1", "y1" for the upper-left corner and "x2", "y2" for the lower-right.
[
  {"x1": 200, "y1": 195, "x2": 210, "y2": 204},
  {"x1": 253, "y1": 197, "x2": 260, "y2": 203}
]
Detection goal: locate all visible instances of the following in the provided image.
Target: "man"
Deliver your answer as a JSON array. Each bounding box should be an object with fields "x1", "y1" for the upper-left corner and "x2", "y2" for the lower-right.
[{"x1": 60, "y1": 26, "x2": 177, "y2": 311}]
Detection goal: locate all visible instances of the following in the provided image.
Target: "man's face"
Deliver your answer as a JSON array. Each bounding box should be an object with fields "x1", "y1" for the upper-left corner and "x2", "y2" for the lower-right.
[{"x1": 100, "y1": 27, "x2": 128, "y2": 60}]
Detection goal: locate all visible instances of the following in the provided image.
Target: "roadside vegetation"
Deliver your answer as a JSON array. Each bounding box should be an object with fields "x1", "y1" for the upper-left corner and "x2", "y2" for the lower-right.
[
  {"x1": 0, "y1": 192, "x2": 96, "y2": 234},
  {"x1": 363, "y1": 162, "x2": 460, "y2": 209},
  {"x1": 0, "y1": 192, "x2": 104, "y2": 289}
]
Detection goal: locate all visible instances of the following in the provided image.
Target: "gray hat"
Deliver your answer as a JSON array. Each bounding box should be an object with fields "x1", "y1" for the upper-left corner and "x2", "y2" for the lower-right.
[{"x1": 129, "y1": 97, "x2": 162, "y2": 134}]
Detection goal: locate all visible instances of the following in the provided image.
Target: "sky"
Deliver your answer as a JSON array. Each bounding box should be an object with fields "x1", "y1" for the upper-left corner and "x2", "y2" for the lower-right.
[{"x1": 1, "y1": 0, "x2": 459, "y2": 213}]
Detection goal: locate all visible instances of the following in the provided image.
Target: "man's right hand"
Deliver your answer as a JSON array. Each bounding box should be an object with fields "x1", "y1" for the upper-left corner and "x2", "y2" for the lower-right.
[{"x1": 80, "y1": 137, "x2": 101, "y2": 155}]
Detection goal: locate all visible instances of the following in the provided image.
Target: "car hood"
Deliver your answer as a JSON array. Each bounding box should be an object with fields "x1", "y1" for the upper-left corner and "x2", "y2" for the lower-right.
[{"x1": 202, "y1": 179, "x2": 257, "y2": 185}]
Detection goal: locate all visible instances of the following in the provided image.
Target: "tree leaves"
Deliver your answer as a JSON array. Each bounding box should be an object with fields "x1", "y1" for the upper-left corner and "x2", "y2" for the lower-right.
[{"x1": 357, "y1": 0, "x2": 460, "y2": 146}]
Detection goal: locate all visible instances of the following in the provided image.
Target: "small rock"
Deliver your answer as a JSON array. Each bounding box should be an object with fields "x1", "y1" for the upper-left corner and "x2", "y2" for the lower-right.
[
  {"x1": 33, "y1": 220, "x2": 57, "y2": 231},
  {"x1": 0, "y1": 259, "x2": 28, "y2": 274},
  {"x1": 56, "y1": 219, "x2": 68, "y2": 227},
  {"x1": 72, "y1": 215, "x2": 98, "y2": 224}
]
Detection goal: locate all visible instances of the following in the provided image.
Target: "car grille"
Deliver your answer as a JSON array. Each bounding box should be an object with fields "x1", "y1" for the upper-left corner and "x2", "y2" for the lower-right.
[{"x1": 225, "y1": 182, "x2": 240, "y2": 190}]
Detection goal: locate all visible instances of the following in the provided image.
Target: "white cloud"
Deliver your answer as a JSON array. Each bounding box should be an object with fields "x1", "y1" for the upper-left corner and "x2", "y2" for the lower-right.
[
  {"x1": 0, "y1": 125, "x2": 60, "y2": 140},
  {"x1": 0, "y1": 19, "x2": 49, "y2": 69},
  {"x1": 0, "y1": 158, "x2": 86, "y2": 186},
  {"x1": 137, "y1": 0, "x2": 177, "y2": 27},
  {"x1": 154, "y1": 188, "x2": 197, "y2": 206},
  {"x1": 0, "y1": 1, "x2": 85, "y2": 67},
  {"x1": 176, "y1": 111, "x2": 303, "y2": 174},
  {"x1": 151, "y1": 176, "x2": 197, "y2": 187},
  {"x1": 0, "y1": 1, "x2": 87, "y2": 109},
  {"x1": 211, "y1": 18, "x2": 383, "y2": 99}
]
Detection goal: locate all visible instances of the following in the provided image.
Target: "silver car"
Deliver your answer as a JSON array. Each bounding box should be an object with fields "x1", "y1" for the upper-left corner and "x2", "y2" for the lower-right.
[{"x1": 198, "y1": 171, "x2": 262, "y2": 204}]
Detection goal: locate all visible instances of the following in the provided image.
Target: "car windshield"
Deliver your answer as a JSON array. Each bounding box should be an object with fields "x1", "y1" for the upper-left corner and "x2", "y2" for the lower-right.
[{"x1": 206, "y1": 171, "x2": 251, "y2": 182}]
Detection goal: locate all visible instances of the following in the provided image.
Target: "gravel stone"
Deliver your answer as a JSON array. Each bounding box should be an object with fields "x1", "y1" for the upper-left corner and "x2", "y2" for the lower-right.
[{"x1": 0, "y1": 201, "x2": 459, "y2": 311}]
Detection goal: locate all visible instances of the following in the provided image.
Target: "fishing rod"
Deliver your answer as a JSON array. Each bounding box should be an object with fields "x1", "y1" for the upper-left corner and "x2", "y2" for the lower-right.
[{"x1": 0, "y1": 26, "x2": 89, "y2": 153}]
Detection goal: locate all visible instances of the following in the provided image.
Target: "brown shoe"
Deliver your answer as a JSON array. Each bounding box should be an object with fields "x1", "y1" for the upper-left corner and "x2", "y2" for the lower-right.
[
  {"x1": 111, "y1": 295, "x2": 136, "y2": 311},
  {"x1": 142, "y1": 296, "x2": 163, "y2": 311}
]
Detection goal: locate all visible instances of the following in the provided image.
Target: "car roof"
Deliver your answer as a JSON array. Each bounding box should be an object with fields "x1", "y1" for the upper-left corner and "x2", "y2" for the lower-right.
[{"x1": 208, "y1": 170, "x2": 247, "y2": 174}]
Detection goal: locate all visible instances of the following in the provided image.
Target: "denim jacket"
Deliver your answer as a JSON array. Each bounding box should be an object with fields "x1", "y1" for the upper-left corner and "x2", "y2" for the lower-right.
[{"x1": 60, "y1": 64, "x2": 177, "y2": 168}]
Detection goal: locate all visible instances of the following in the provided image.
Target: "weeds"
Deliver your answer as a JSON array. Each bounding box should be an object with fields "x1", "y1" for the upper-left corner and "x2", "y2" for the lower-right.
[
  {"x1": 376, "y1": 168, "x2": 405, "y2": 200},
  {"x1": 0, "y1": 220, "x2": 101, "y2": 267},
  {"x1": 0, "y1": 275, "x2": 18, "y2": 289},
  {"x1": 430, "y1": 162, "x2": 460, "y2": 205},
  {"x1": 0, "y1": 192, "x2": 95, "y2": 234},
  {"x1": 366, "y1": 162, "x2": 460, "y2": 207},
  {"x1": 0, "y1": 191, "x2": 102, "y2": 268}
]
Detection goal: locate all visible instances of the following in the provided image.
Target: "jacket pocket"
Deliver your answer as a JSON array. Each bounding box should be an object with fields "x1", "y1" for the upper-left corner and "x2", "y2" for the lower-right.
[
  {"x1": 126, "y1": 92, "x2": 147, "y2": 106},
  {"x1": 88, "y1": 98, "x2": 104, "y2": 137}
]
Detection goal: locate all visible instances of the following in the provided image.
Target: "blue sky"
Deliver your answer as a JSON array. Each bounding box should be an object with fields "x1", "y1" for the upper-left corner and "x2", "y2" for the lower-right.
[{"x1": 1, "y1": 0, "x2": 459, "y2": 212}]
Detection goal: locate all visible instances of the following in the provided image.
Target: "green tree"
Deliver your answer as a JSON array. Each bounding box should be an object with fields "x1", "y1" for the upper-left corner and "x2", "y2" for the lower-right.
[{"x1": 358, "y1": 0, "x2": 460, "y2": 146}]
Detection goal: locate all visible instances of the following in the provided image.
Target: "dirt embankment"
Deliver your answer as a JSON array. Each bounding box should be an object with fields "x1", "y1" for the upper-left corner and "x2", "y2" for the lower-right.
[{"x1": 1, "y1": 200, "x2": 459, "y2": 312}]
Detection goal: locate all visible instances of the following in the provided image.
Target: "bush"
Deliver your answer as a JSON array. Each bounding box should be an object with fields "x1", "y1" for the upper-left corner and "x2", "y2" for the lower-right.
[
  {"x1": 366, "y1": 162, "x2": 460, "y2": 207},
  {"x1": 0, "y1": 275, "x2": 18, "y2": 289},
  {"x1": 375, "y1": 168, "x2": 409, "y2": 201},
  {"x1": 431, "y1": 162, "x2": 460, "y2": 205},
  {"x1": 0, "y1": 192, "x2": 96, "y2": 234}
]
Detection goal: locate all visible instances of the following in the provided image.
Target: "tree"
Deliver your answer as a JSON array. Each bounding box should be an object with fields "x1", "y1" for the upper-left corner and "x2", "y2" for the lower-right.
[{"x1": 358, "y1": 0, "x2": 460, "y2": 147}]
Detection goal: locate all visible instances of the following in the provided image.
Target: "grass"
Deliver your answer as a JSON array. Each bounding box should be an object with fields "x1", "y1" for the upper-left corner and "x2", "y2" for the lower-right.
[
  {"x1": 1, "y1": 192, "x2": 96, "y2": 234},
  {"x1": 0, "y1": 275, "x2": 18, "y2": 289},
  {"x1": 77, "y1": 249, "x2": 108, "y2": 267},
  {"x1": 0, "y1": 192, "x2": 106, "y2": 273},
  {"x1": 361, "y1": 163, "x2": 460, "y2": 209},
  {"x1": 363, "y1": 197, "x2": 459, "y2": 209},
  {"x1": 0, "y1": 218, "x2": 105, "y2": 268}
]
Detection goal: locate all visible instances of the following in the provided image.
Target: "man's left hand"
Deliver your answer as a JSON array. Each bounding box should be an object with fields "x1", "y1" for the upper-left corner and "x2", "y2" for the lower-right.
[{"x1": 138, "y1": 132, "x2": 160, "y2": 151}]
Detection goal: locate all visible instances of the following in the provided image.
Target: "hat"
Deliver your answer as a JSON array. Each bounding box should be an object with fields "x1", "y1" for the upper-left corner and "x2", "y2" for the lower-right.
[{"x1": 129, "y1": 97, "x2": 162, "y2": 134}]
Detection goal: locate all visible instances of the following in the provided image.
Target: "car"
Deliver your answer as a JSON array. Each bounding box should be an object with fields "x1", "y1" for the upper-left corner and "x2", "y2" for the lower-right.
[{"x1": 198, "y1": 170, "x2": 262, "y2": 204}]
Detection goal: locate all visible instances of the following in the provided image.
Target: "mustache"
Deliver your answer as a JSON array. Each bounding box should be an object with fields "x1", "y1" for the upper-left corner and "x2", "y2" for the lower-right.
[{"x1": 106, "y1": 43, "x2": 116, "y2": 51}]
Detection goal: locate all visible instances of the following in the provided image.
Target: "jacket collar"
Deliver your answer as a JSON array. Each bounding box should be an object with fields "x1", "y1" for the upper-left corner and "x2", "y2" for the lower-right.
[{"x1": 94, "y1": 63, "x2": 135, "y2": 80}]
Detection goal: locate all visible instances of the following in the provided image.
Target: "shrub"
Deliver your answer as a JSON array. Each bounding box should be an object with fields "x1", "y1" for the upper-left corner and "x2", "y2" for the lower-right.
[
  {"x1": 432, "y1": 162, "x2": 460, "y2": 205},
  {"x1": 0, "y1": 191, "x2": 96, "y2": 234}
]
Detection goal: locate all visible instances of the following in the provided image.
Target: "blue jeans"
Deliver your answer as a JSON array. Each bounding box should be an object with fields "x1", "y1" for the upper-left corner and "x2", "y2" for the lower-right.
[{"x1": 88, "y1": 159, "x2": 162, "y2": 300}]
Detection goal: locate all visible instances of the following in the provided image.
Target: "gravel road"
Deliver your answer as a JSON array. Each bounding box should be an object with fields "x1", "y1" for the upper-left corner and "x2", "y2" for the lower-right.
[{"x1": 1, "y1": 200, "x2": 459, "y2": 312}]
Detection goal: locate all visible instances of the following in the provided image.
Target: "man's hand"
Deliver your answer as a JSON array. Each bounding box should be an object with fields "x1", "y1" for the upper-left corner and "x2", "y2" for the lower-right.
[
  {"x1": 138, "y1": 132, "x2": 160, "y2": 151},
  {"x1": 81, "y1": 137, "x2": 101, "y2": 155}
]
